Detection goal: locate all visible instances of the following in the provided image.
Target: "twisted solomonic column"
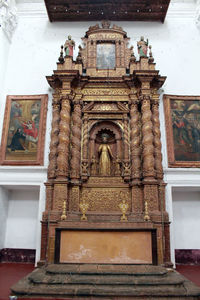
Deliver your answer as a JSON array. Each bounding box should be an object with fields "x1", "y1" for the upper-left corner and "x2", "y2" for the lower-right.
[
  {"x1": 130, "y1": 99, "x2": 141, "y2": 182},
  {"x1": 47, "y1": 89, "x2": 61, "y2": 179},
  {"x1": 151, "y1": 92, "x2": 163, "y2": 180},
  {"x1": 82, "y1": 114, "x2": 88, "y2": 161},
  {"x1": 141, "y1": 95, "x2": 155, "y2": 180},
  {"x1": 123, "y1": 114, "x2": 130, "y2": 161},
  {"x1": 70, "y1": 99, "x2": 82, "y2": 181},
  {"x1": 56, "y1": 95, "x2": 71, "y2": 178}
]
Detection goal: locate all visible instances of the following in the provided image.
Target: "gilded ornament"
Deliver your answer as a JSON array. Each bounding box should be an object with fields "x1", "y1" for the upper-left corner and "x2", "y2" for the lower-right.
[
  {"x1": 119, "y1": 199, "x2": 129, "y2": 221},
  {"x1": 79, "y1": 199, "x2": 89, "y2": 221},
  {"x1": 144, "y1": 201, "x2": 150, "y2": 222}
]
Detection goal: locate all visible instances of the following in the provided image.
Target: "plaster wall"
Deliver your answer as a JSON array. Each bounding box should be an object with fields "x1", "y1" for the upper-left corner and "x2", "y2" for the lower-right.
[
  {"x1": 4, "y1": 188, "x2": 39, "y2": 249},
  {"x1": 172, "y1": 189, "x2": 200, "y2": 249},
  {"x1": 0, "y1": 187, "x2": 9, "y2": 249},
  {"x1": 0, "y1": 0, "x2": 200, "y2": 264}
]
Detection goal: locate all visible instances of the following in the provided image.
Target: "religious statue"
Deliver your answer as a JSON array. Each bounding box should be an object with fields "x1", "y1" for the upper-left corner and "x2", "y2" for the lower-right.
[
  {"x1": 98, "y1": 134, "x2": 113, "y2": 176},
  {"x1": 137, "y1": 36, "x2": 148, "y2": 57},
  {"x1": 90, "y1": 155, "x2": 98, "y2": 175},
  {"x1": 64, "y1": 35, "x2": 75, "y2": 57}
]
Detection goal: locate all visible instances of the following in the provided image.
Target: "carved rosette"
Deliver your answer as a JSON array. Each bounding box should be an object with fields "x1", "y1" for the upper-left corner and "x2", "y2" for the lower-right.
[
  {"x1": 48, "y1": 89, "x2": 61, "y2": 179},
  {"x1": 141, "y1": 96, "x2": 155, "y2": 179},
  {"x1": 152, "y1": 94, "x2": 163, "y2": 180},
  {"x1": 130, "y1": 99, "x2": 141, "y2": 181},
  {"x1": 56, "y1": 96, "x2": 71, "y2": 178},
  {"x1": 70, "y1": 99, "x2": 82, "y2": 180}
]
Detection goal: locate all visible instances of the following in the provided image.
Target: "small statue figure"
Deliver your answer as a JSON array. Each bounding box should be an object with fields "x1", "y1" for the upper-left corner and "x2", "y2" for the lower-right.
[
  {"x1": 98, "y1": 134, "x2": 113, "y2": 176},
  {"x1": 90, "y1": 155, "x2": 98, "y2": 175},
  {"x1": 119, "y1": 199, "x2": 129, "y2": 221},
  {"x1": 64, "y1": 35, "x2": 75, "y2": 57},
  {"x1": 137, "y1": 36, "x2": 148, "y2": 58}
]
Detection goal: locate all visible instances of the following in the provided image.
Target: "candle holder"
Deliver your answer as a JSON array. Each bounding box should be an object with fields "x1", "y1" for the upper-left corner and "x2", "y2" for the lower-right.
[
  {"x1": 79, "y1": 199, "x2": 89, "y2": 221},
  {"x1": 119, "y1": 199, "x2": 129, "y2": 221}
]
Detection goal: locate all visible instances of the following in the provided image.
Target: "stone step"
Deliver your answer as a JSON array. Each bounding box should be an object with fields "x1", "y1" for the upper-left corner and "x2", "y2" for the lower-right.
[
  {"x1": 29, "y1": 268, "x2": 183, "y2": 286},
  {"x1": 11, "y1": 264, "x2": 200, "y2": 299},
  {"x1": 46, "y1": 263, "x2": 167, "y2": 275}
]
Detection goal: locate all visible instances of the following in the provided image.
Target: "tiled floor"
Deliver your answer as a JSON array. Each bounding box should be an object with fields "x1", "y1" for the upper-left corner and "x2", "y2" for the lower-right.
[
  {"x1": 0, "y1": 263, "x2": 200, "y2": 300},
  {"x1": 0, "y1": 263, "x2": 35, "y2": 300}
]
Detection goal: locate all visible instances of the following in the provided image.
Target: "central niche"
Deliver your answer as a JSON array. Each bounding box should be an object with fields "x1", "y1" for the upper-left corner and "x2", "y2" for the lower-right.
[
  {"x1": 89, "y1": 121, "x2": 122, "y2": 177},
  {"x1": 96, "y1": 43, "x2": 115, "y2": 69}
]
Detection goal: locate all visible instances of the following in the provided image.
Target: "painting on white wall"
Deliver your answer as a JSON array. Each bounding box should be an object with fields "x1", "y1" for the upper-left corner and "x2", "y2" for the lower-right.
[{"x1": 0, "y1": 95, "x2": 48, "y2": 165}]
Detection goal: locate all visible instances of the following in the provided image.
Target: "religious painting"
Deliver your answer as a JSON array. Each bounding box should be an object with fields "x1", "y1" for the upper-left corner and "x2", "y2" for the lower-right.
[
  {"x1": 0, "y1": 95, "x2": 48, "y2": 165},
  {"x1": 97, "y1": 43, "x2": 115, "y2": 69},
  {"x1": 164, "y1": 95, "x2": 200, "y2": 167}
]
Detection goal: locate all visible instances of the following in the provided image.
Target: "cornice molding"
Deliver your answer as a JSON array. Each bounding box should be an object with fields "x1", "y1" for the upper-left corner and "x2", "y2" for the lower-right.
[
  {"x1": 17, "y1": 1, "x2": 47, "y2": 18},
  {"x1": 166, "y1": 2, "x2": 197, "y2": 19},
  {"x1": 0, "y1": 0, "x2": 18, "y2": 41}
]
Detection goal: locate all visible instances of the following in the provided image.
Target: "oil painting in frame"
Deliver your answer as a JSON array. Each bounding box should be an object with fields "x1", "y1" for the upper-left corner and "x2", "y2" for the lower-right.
[
  {"x1": 0, "y1": 95, "x2": 48, "y2": 165},
  {"x1": 163, "y1": 94, "x2": 200, "y2": 167}
]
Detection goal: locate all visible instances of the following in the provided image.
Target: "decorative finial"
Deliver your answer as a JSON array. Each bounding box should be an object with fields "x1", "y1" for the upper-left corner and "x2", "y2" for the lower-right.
[
  {"x1": 144, "y1": 201, "x2": 150, "y2": 221},
  {"x1": 101, "y1": 20, "x2": 111, "y2": 29},
  {"x1": 61, "y1": 198, "x2": 67, "y2": 220},
  {"x1": 58, "y1": 45, "x2": 64, "y2": 64},
  {"x1": 119, "y1": 192, "x2": 129, "y2": 221},
  {"x1": 149, "y1": 45, "x2": 154, "y2": 63},
  {"x1": 130, "y1": 46, "x2": 136, "y2": 62},
  {"x1": 79, "y1": 199, "x2": 89, "y2": 221}
]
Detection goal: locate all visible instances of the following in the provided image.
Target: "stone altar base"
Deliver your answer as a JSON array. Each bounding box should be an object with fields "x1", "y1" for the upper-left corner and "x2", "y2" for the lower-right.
[{"x1": 11, "y1": 264, "x2": 200, "y2": 299}]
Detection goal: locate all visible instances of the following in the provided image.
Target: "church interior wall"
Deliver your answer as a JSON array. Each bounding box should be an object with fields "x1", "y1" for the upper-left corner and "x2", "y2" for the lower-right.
[{"x1": 0, "y1": 0, "x2": 200, "y2": 266}]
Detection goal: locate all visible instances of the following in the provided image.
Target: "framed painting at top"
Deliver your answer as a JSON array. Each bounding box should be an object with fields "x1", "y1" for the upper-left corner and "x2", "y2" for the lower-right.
[
  {"x1": 163, "y1": 94, "x2": 200, "y2": 167},
  {"x1": 0, "y1": 94, "x2": 48, "y2": 165}
]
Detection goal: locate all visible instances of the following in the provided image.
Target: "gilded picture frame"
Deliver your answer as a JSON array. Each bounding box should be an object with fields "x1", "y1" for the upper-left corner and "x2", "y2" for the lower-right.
[
  {"x1": 163, "y1": 94, "x2": 200, "y2": 167},
  {"x1": 0, "y1": 95, "x2": 48, "y2": 165}
]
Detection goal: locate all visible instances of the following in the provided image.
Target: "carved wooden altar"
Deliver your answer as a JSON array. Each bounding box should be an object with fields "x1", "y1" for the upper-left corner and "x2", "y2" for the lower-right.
[{"x1": 41, "y1": 22, "x2": 171, "y2": 267}]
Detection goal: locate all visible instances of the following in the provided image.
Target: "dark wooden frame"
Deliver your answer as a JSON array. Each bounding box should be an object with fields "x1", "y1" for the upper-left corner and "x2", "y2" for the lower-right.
[
  {"x1": 164, "y1": 94, "x2": 200, "y2": 168},
  {"x1": 0, "y1": 94, "x2": 48, "y2": 166},
  {"x1": 54, "y1": 228, "x2": 157, "y2": 265}
]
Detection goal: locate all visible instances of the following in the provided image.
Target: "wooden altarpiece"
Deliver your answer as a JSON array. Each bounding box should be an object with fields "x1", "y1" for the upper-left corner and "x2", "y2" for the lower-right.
[{"x1": 41, "y1": 22, "x2": 171, "y2": 267}]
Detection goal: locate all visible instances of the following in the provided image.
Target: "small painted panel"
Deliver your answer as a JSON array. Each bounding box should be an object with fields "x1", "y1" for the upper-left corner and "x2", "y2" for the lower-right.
[{"x1": 97, "y1": 43, "x2": 115, "y2": 69}]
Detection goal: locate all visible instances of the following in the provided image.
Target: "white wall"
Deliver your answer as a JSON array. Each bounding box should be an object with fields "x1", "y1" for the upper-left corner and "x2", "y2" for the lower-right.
[
  {"x1": 4, "y1": 188, "x2": 39, "y2": 249},
  {"x1": 0, "y1": 187, "x2": 9, "y2": 249},
  {"x1": 172, "y1": 188, "x2": 200, "y2": 249},
  {"x1": 0, "y1": 0, "x2": 200, "y2": 264}
]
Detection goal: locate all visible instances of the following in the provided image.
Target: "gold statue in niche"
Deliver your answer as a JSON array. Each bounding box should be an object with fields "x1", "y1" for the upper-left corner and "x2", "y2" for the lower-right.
[{"x1": 98, "y1": 134, "x2": 113, "y2": 176}]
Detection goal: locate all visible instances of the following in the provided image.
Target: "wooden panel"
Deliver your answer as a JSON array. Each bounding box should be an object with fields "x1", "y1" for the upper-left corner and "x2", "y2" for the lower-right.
[
  {"x1": 44, "y1": 0, "x2": 171, "y2": 23},
  {"x1": 60, "y1": 230, "x2": 152, "y2": 264}
]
